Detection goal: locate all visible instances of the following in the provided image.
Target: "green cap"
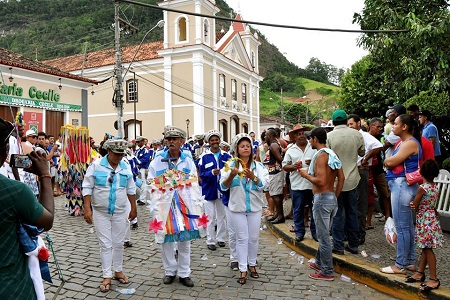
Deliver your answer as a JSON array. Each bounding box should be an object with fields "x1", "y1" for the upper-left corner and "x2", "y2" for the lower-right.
[{"x1": 332, "y1": 109, "x2": 347, "y2": 122}]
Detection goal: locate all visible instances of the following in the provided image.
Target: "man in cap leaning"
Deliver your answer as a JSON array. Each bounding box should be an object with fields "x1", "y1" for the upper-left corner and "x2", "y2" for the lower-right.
[
  {"x1": 327, "y1": 110, "x2": 365, "y2": 255},
  {"x1": 198, "y1": 129, "x2": 231, "y2": 250},
  {"x1": 135, "y1": 136, "x2": 151, "y2": 206},
  {"x1": 147, "y1": 126, "x2": 198, "y2": 287}
]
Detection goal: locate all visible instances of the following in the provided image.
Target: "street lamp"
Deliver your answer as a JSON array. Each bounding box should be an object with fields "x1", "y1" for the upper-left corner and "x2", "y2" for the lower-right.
[
  {"x1": 186, "y1": 119, "x2": 190, "y2": 138},
  {"x1": 129, "y1": 70, "x2": 138, "y2": 140}
]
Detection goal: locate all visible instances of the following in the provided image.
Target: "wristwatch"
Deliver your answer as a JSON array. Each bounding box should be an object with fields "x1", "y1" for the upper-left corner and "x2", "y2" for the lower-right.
[{"x1": 252, "y1": 176, "x2": 259, "y2": 184}]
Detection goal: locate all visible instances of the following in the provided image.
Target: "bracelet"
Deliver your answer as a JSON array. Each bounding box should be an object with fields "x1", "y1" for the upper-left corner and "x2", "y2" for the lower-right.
[{"x1": 38, "y1": 174, "x2": 52, "y2": 180}]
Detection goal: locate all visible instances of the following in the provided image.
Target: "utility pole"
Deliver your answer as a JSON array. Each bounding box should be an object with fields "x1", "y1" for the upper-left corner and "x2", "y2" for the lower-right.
[
  {"x1": 305, "y1": 101, "x2": 309, "y2": 124},
  {"x1": 280, "y1": 87, "x2": 284, "y2": 125},
  {"x1": 114, "y1": 2, "x2": 124, "y2": 138},
  {"x1": 113, "y1": 1, "x2": 138, "y2": 138}
]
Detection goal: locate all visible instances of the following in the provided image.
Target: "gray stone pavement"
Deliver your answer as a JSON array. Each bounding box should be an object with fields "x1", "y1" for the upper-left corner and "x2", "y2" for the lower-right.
[
  {"x1": 273, "y1": 198, "x2": 450, "y2": 299},
  {"x1": 43, "y1": 196, "x2": 394, "y2": 300}
]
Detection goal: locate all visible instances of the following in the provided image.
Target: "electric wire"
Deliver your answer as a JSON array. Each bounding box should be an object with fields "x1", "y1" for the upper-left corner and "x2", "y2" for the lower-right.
[{"x1": 117, "y1": 0, "x2": 410, "y2": 34}]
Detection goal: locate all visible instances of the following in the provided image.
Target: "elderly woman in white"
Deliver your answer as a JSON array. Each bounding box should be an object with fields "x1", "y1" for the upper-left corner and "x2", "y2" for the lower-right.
[
  {"x1": 220, "y1": 133, "x2": 269, "y2": 285},
  {"x1": 82, "y1": 139, "x2": 137, "y2": 293}
]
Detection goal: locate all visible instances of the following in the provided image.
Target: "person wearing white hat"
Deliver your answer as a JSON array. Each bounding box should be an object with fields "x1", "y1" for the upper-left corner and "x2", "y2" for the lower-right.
[
  {"x1": 198, "y1": 129, "x2": 231, "y2": 251},
  {"x1": 82, "y1": 139, "x2": 137, "y2": 292},
  {"x1": 192, "y1": 134, "x2": 206, "y2": 161},
  {"x1": 220, "y1": 133, "x2": 269, "y2": 284},
  {"x1": 147, "y1": 126, "x2": 198, "y2": 287}
]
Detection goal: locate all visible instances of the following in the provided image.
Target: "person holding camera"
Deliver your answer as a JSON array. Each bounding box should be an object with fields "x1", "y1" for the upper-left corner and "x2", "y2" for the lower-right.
[{"x1": 0, "y1": 117, "x2": 55, "y2": 299}]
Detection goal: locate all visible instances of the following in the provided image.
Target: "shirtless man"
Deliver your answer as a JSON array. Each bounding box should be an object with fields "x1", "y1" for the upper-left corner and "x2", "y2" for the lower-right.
[{"x1": 299, "y1": 127, "x2": 344, "y2": 281}]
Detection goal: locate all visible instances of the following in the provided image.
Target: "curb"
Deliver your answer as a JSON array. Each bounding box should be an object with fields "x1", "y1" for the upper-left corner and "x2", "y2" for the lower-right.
[{"x1": 267, "y1": 222, "x2": 450, "y2": 300}]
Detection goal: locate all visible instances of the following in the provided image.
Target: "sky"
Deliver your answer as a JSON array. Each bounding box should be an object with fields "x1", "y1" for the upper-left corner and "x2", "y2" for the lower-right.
[{"x1": 224, "y1": 0, "x2": 368, "y2": 70}]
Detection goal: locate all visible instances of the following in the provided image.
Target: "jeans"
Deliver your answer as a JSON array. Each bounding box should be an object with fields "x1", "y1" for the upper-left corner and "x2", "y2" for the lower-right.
[
  {"x1": 357, "y1": 169, "x2": 369, "y2": 239},
  {"x1": 291, "y1": 189, "x2": 316, "y2": 238},
  {"x1": 332, "y1": 188, "x2": 359, "y2": 252},
  {"x1": 388, "y1": 177, "x2": 417, "y2": 269},
  {"x1": 312, "y1": 192, "x2": 338, "y2": 276}
]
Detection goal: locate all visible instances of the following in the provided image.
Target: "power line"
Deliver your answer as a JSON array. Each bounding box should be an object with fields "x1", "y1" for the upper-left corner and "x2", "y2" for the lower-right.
[{"x1": 116, "y1": 0, "x2": 409, "y2": 34}]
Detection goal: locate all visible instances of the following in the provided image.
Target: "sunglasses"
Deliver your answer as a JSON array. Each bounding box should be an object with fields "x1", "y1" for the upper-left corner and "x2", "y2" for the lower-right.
[{"x1": 108, "y1": 171, "x2": 116, "y2": 184}]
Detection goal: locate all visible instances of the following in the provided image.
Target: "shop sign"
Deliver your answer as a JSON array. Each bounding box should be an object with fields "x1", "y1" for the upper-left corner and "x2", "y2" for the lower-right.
[
  {"x1": 0, "y1": 94, "x2": 82, "y2": 111},
  {"x1": 0, "y1": 83, "x2": 61, "y2": 102}
]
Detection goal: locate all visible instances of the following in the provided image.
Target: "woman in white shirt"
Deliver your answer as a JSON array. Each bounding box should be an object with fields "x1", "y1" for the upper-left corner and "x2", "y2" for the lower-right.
[{"x1": 220, "y1": 133, "x2": 269, "y2": 284}]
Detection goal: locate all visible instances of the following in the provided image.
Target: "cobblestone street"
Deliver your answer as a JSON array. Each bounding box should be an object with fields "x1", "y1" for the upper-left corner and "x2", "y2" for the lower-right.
[{"x1": 43, "y1": 196, "x2": 395, "y2": 299}]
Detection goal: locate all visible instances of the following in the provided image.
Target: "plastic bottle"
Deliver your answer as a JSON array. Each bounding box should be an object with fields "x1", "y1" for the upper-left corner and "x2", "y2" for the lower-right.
[
  {"x1": 115, "y1": 288, "x2": 136, "y2": 295},
  {"x1": 298, "y1": 255, "x2": 304, "y2": 264}
]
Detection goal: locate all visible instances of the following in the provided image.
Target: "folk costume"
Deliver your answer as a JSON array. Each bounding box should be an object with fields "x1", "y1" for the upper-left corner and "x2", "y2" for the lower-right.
[{"x1": 147, "y1": 126, "x2": 204, "y2": 282}]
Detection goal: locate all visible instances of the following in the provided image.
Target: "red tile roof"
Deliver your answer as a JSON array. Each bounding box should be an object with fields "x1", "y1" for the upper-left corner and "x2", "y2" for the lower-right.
[
  {"x1": 44, "y1": 41, "x2": 164, "y2": 73},
  {"x1": 233, "y1": 14, "x2": 246, "y2": 32},
  {"x1": 0, "y1": 48, "x2": 97, "y2": 84}
]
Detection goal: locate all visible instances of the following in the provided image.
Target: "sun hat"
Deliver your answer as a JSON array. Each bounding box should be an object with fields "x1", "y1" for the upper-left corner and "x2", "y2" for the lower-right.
[
  {"x1": 26, "y1": 129, "x2": 37, "y2": 137},
  {"x1": 205, "y1": 129, "x2": 222, "y2": 141},
  {"x1": 230, "y1": 133, "x2": 252, "y2": 154},
  {"x1": 288, "y1": 124, "x2": 306, "y2": 140}
]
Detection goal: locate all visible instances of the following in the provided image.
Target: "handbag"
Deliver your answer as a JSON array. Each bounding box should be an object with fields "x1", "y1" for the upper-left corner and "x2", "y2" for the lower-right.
[{"x1": 404, "y1": 153, "x2": 422, "y2": 185}]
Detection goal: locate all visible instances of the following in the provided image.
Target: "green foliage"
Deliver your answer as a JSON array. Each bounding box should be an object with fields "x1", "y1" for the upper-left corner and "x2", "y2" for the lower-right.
[
  {"x1": 274, "y1": 102, "x2": 309, "y2": 125},
  {"x1": 316, "y1": 87, "x2": 334, "y2": 96},
  {"x1": 338, "y1": 55, "x2": 391, "y2": 118},
  {"x1": 404, "y1": 91, "x2": 450, "y2": 117},
  {"x1": 442, "y1": 157, "x2": 450, "y2": 172},
  {"x1": 305, "y1": 57, "x2": 346, "y2": 85},
  {"x1": 352, "y1": 0, "x2": 450, "y2": 100}
]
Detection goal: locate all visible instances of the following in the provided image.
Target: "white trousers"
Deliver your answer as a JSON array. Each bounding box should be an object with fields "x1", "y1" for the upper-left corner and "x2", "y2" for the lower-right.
[
  {"x1": 139, "y1": 168, "x2": 148, "y2": 202},
  {"x1": 229, "y1": 210, "x2": 261, "y2": 272},
  {"x1": 224, "y1": 206, "x2": 237, "y2": 262},
  {"x1": 161, "y1": 241, "x2": 191, "y2": 278},
  {"x1": 204, "y1": 199, "x2": 226, "y2": 245},
  {"x1": 93, "y1": 209, "x2": 129, "y2": 278}
]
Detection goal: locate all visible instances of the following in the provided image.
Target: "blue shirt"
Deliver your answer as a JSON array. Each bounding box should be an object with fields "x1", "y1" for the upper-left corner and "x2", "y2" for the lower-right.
[
  {"x1": 198, "y1": 150, "x2": 231, "y2": 200},
  {"x1": 422, "y1": 122, "x2": 441, "y2": 156}
]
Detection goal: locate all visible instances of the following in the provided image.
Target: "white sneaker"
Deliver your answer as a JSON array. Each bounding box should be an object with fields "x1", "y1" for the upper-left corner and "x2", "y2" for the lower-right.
[
  {"x1": 378, "y1": 216, "x2": 386, "y2": 222},
  {"x1": 374, "y1": 213, "x2": 383, "y2": 218}
]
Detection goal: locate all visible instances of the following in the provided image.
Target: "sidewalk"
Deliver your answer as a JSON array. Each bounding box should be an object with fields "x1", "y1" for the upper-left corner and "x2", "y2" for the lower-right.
[{"x1": 269, "y1": 198, "x2": 450, "y2": 300}]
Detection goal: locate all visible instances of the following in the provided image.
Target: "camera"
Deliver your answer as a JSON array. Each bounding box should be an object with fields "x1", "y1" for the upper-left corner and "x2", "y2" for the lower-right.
[{"x1": 10, "y1": 154, "x2": 32, "y2": 168}]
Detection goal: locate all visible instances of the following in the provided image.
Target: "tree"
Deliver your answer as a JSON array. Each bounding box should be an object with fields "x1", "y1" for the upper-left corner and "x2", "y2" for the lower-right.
[
  {"x1": 352, "y1": 0, "x2": 450, "y2": 100},
  {"x1": 305, "y1": 57, "x2": 346, "y2": 85}
]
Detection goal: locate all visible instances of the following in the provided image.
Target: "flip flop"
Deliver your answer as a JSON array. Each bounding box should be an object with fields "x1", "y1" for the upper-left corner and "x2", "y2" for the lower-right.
[
  {"x1": 99, "y1": 281, "x2": 111, "y2": 293},
  {"x1": 114, "y1": 275, "x2": 129, "y2": 284},
  {"x1": 380, "y1": 266, "x2": 406, "y2": 274}
]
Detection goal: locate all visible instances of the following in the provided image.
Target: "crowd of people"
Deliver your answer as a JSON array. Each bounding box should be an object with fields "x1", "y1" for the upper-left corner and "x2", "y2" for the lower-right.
[{"x1": 0, "y1": 102, "x2": 445, "y2": 298}]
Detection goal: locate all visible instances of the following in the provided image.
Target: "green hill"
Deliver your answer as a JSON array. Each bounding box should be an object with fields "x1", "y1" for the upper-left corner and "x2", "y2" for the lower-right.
[{"x1": 260, "y1": 78, "x2": 340, "y2": 124}]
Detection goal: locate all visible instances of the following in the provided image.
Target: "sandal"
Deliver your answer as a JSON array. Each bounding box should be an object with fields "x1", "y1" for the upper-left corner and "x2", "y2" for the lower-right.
[
  {"x1": 99, "y1": 279, "x2": 111, "y2": 293},
  {"x1": 420, "y1": 278, "x2": 440, "y2": 292},
  {"x1": 114, "y1": 273, "x2": 129, "y2": 284},
  {"x1": 365, "y1": 225, "x2": 374, "y2": 230},
  {"x1": 405, "y1": 271, "x2": 425, "y2": 283},
  {"x1": 237, "y1": 271, "x2": 247, "y2": 284},
  {"x1": 249, "y1": 266, "x2": 259, "y2": 279}
]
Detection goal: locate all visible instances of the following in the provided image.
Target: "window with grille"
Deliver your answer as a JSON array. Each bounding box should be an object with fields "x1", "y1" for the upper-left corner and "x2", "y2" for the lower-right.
[{"x1": 126, "y1": 79, "x2": 138, "y2": 103}]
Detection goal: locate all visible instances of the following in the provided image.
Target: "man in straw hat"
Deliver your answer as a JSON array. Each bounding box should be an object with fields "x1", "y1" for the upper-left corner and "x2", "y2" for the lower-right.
[
  {"x1": 198, "y1": 129, "x2": 231, "y2": 251},
  {"x1": 282, "y1": 124, "x2": 317, "y2": 242},
  {"x1": 82, "y1": 139, "x2": 137, "y2": 292},
  {"x1": 147, "y1": 126, "x2": 198, "y2": 287}
]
